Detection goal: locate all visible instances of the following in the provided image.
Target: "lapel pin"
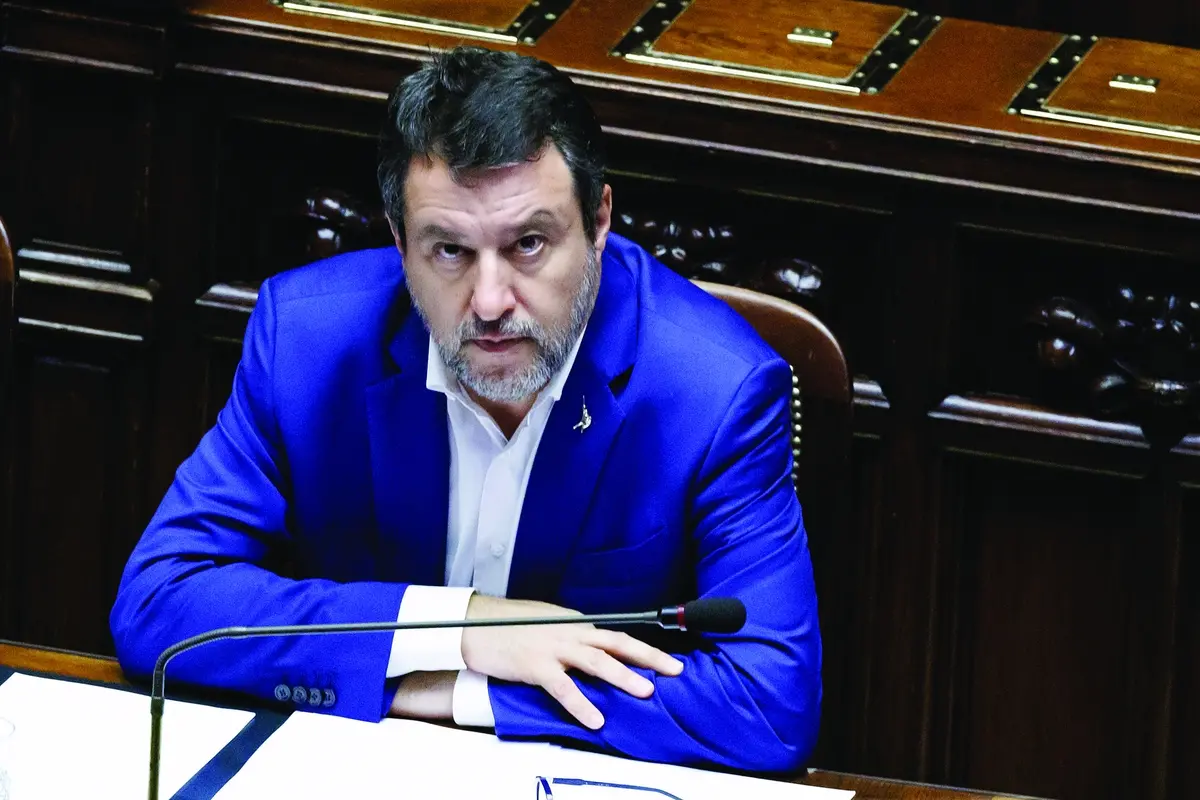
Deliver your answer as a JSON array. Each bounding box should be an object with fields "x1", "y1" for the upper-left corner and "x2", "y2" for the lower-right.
[{"x1": 572, "y1": 396, "x2": 592, "y2": 433}]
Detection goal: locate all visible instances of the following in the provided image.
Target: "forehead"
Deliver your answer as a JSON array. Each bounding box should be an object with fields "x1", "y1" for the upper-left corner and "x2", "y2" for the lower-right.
[{"x1": 403, "y1": 148, "x2": 578, "y2": 235}]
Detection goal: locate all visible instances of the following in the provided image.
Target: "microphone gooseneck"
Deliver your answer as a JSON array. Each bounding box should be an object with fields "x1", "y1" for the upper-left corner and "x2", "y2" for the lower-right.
[{"x1": 147, "y1": 599, "x2": 743, "y2": 800}]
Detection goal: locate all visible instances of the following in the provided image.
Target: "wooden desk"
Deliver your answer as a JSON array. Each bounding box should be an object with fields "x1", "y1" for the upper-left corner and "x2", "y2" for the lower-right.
[{"x1": 0, "y1": 641, "x2": 1044, "y2": 800}]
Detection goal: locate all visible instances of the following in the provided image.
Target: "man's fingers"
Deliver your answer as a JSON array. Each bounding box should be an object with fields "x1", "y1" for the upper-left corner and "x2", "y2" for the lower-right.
[
  {"x1": 567, "y1": 646, "x2": 655, "y2": 698},
  {"x1": 588, "y1": 630, "x2": 685, "y2": 676},
  {"x1": 541, "y1": 670, "x2": 604, "y2": 730}
]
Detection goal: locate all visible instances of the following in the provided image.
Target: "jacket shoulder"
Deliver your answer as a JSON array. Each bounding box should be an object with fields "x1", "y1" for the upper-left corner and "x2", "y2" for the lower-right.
[
  {"x1": 266, "y1": 246, "x2": 404, "y2": 307},
  {"x1": 606, "y1": 235, "x2": 781, "y2": 376}
]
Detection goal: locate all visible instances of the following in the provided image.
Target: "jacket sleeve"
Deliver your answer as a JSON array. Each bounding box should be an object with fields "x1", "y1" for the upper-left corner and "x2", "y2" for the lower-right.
[
  {"x1": 110, "y1": 279, "x2": 405, "y2": 721},
  {"x1": 488, "y1": 359, "x2": 823, "y2": 772}
]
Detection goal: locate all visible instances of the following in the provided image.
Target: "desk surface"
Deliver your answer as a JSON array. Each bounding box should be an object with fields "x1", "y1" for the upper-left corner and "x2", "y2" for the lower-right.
[{"x1": 0, "y1": 641, "x2": 1041, "y2": 800}]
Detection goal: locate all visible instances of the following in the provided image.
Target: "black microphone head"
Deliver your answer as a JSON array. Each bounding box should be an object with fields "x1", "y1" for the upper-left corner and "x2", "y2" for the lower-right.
[{"x1": 682, "y1": 597, "x2": 746, "y2": 634}]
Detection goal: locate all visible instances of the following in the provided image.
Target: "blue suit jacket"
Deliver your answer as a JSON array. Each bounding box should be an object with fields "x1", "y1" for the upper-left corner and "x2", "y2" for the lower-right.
[{"x1": 111, "y1": 234, "x2": 822, "y2": 772}]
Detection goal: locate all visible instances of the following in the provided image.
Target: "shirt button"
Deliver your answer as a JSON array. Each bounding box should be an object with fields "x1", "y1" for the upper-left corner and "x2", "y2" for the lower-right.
[{"x1": 490, "y1": 543, "x2": 506, "y2": 558}]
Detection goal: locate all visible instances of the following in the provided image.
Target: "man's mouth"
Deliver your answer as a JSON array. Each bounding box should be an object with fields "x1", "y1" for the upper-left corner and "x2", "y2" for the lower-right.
[{"x1": 472, "y1": 337, "x2": 525, "y2": 354}]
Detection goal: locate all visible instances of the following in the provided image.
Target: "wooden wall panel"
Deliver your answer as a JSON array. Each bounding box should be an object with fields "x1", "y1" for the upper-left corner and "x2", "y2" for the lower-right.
[
  {"x1": 9, "y1": 335, "x2": 148, "y2": 653},
  {"x1": 5, "y1": 63, "x2": 153, "y2": 278},
  {"x1": 1171, "y1": 489, "x2": 1200, "y2": 799},
  {"x1": 942, "y1": 459, "x2": 1139, "y2": 800}
]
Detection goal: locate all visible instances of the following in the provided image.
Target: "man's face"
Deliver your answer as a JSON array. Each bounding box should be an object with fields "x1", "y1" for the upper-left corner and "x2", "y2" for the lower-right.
[{"x1": 397, "y1": 147, "x2": 611, "y2": 404}]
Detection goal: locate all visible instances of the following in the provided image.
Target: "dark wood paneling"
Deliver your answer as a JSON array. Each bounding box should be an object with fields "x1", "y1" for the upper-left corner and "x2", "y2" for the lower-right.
[
  {"x1": 1171, "y1": 489, "x2": 1200, "y2": 799},
  {"x1": 1, "y1": 4, "x2": 164, "y2": 74},
  {"x1": 4, "y1": 62, "x2": 153, "y2": 278},
  {"x1": 942, "y1": 459, "x2": 1138, "y2": 799},
  {"x1": 9, "y1": 333, "x2": 148, "y2": 653}
]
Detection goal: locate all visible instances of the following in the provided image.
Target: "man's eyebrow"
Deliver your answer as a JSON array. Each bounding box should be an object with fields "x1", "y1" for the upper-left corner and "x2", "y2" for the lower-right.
[
  {"x1": 413, "y1": 223, "x2": 463, "y2": 243},
  {"x1": 506, "y1": 209, "x2": 567, "y2": 235}
]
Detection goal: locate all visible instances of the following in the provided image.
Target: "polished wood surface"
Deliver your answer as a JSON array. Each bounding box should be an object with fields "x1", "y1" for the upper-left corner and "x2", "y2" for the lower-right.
[
  {"x1": 908, "y1": 0, "x2": 1200, "y2": 52},
  {"x1": 652, "y1": 0, "x2": 908, "y2": 81},
  {"x1": 1048, "y1": 37, "x2": 1200, "y2": 128},
  {"x1": 181, "y1": 0, "x2": 1200, "y2": 168},
  {"x1": 297, "y1": 0, "x2": 533, "y2": 30},
  {"x1": 3, "y1": 2, "x2": 1200, "y2": 799},
  {"x1": 0, "y1": 641, "x2": 1041, "y2": 800},
  {"x1": 0, "y1": 641, "x2": 127, "y2": 685}
]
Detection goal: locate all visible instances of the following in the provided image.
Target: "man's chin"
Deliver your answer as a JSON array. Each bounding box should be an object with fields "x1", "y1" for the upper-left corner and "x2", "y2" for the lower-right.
[
  {"x1": 463, "y1": 377, "x2": 540, "y2": 405},
  {"x1": 460, "y1": 363, "x2": 538, "y2": 400}
]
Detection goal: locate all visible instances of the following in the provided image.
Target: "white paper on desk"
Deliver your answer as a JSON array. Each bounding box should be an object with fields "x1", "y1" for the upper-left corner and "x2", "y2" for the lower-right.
[
  {"x1": 215, "y1": 713, "x2": 553, "y2": 800},
  {"x1": 544, "y1": 746, "x2": 853, "y2": 800},
  {"x1": 0, "y1": 671, "x2": 254, "y2": 800},
  {"x1": 214, "y1": 712, "x2": 852, "y2": 800}
]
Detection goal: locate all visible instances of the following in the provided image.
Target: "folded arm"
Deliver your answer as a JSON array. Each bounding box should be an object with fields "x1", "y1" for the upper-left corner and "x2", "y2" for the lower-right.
[
  {"x1": 487, "y1": 359, "x2": 823, "y2": 772},
  {"x1": 110, "y1": 280, "x2": 407, "y2": 721}
]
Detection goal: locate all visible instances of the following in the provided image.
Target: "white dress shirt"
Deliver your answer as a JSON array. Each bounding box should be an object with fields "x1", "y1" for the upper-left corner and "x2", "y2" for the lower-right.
[{"x1": 384, "y1": 329, "x2": 585, "y2": 726}]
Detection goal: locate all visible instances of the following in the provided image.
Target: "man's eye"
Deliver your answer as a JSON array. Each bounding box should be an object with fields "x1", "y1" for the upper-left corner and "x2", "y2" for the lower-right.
[
  {"x1": 434, "y1": 243, "x2": 463, "y2": 260},
  {"x1": 514, "y1": 235, "x2": 544, "y2": 256}
]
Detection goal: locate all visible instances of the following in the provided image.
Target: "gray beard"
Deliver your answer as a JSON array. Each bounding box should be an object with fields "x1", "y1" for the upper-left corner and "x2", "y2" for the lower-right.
[{"x1": 412, "y1": 247, "x2": 601, "y2": 404}]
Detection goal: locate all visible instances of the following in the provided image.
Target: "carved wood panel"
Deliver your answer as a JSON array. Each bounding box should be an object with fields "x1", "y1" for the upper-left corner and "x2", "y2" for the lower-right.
[
  {"x1": 7, "y1": 333, "x2": 149, "y2": 654},
  {"x1": 940, "y1": 458, "x2": 1140, "y2": 800},
  {"x1": 1171, "y1": 488, "x2": 1200, "y2": 799},
  {"x1": 4, "y1": 63, "x2": 154, "y2": 279}
]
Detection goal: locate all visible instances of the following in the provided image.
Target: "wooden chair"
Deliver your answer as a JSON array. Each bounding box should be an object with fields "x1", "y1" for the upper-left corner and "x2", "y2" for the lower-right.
[
  {"x1": 695, "y1": 281, "x2": 850, "y2": 470},
  {"x1": 694, "y1": 280, "x2": 855, "y2": 771}
]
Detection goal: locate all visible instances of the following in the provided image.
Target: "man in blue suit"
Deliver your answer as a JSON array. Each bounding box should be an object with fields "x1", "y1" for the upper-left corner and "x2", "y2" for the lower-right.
[{"x1": 111, "y1": 46, "x2": 821, "y2": 772}]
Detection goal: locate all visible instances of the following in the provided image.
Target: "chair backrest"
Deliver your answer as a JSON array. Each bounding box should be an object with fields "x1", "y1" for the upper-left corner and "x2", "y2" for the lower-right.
[
  {"x1": 694, "y1": 279, "x2": 855, "y2": 770},
  {"x1": 694, "y1": 280, "x2": 851, "y2": 473}
]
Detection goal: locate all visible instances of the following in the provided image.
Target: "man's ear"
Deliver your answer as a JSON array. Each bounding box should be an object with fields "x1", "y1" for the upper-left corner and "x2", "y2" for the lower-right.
[
  {"x1": 592, "y1": 184, "x2": 613, "y2": 252},
  {"x1": 387, "y1": 216, "x2": 405, "y2": 256}
]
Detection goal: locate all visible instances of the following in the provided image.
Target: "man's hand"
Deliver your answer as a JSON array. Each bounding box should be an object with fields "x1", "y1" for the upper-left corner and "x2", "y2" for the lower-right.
[{"x1": 460, "y1": 595, "x2": 684, "y2": 730}]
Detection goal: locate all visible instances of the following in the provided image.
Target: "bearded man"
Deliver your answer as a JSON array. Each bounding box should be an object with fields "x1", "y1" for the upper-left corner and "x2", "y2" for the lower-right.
[{"x1": 111, "y1": 46, "x2": 822, "y2": 773}]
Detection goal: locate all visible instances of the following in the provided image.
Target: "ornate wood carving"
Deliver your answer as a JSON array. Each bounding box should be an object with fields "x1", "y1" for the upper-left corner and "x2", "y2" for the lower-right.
[
  {"x1": 610, "y1": 210, "x2": 828, "y2": 314},
  {"x1": 1025, "y1": 287, "x2": 1200, "y2": 449},
  {"x1": 258, "y1": 190, "x2": 831, "y2": 314},
  {"x1": 259, "y1": 188, "x2": 392, "y2": 277}
]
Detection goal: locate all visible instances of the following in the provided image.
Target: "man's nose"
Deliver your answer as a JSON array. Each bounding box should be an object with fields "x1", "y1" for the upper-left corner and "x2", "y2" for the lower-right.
[{"x1": 470, "y1": 253, "x2": 517, "y2": 322}]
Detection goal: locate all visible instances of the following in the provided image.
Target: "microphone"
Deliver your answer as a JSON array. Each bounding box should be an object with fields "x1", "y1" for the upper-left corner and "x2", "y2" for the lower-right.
[
  {"x1": 657, "y1": 597, "x2": 746, "y2": 634},
  {"x1": 147, "y1": 597, "x2": 745, "y2": 800}
]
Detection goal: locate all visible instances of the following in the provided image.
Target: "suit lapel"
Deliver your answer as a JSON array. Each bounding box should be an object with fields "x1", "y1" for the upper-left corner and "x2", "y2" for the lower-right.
[
  {"x1": 506, "y1": 254, "x2": 639, "y2": 601},
  {"x1": 365, "y1": 300, "x2": 449, "y2": 587}
]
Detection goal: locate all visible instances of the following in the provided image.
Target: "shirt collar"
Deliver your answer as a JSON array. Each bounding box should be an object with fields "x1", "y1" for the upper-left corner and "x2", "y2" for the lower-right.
[{"x1": 425, "y1": 324, "x2": 587, "y2": 406}]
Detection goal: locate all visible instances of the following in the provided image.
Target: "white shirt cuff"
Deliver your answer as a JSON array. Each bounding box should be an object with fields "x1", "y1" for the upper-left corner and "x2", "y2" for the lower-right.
[
  {"x1": 452, "y1": 669, "x2": 495, "y2": 728},
  {"x1": 385, "y1": 586, "x2": 475, "y2": 678}
]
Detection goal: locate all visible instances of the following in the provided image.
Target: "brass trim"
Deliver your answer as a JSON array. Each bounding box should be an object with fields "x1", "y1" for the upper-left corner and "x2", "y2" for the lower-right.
[
  {"x1": 270, "y1": 0, "x2": 576, "y2": 45},
  {"x1": 622, "y1": 52, "x2": 862, "y2": 94},
  {"x1": 1109, "y1": 74, "x2": 1158, "y2": 93},
  {"x1": 611, "y1": 1, "x2": 941, "y2": 96},
  {"x1": 788, "y1": 27, "x2": 837, "y2": 48},
  {"x1": 1008, "y1": 35, "x2": 1199, "y2": 145},
  {"x1": 1018, "y1": 108, "x2": 1200, "y2": 144}
]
